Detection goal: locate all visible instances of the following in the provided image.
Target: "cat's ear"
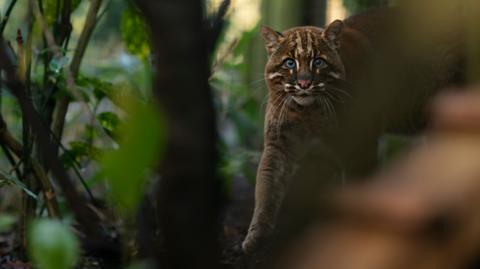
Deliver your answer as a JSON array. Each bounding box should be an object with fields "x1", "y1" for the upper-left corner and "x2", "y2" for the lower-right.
[
  {"x1": 323, "y1": 20, "x2": 343, "y2": 49},
  {"x1": 261, "y1": 26, "x2": 284, "y2": 55}
]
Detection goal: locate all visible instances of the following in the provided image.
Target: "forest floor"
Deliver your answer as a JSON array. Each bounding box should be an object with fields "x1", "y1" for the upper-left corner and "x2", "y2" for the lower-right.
[
  {"x1": 0, "y1": 176, "x2": 255, "y2": 269},
  {"x1": 220, "y1": 176, "x2": 255, "y2": 269}
]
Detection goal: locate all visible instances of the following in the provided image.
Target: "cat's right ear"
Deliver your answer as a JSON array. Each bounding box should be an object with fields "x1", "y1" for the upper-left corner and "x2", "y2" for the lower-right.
[{"x1": 261, "y1": 26, "x2": 284, "y2": 55}]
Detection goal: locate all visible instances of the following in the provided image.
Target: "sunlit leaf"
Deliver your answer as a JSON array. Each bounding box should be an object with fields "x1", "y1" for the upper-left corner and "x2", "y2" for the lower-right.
[
  {"x1": 28, "y1": 219, "x2": 80, "y2": 269},
  {"x1": 97, "y1": 111, "x2": 121, "y2": 140},
  {"x1": 121, "y1": 5, "x2": 151, "y2": 61},
  {"x1": 100, "y1": 98, "x2": 165, "y2": 213}
]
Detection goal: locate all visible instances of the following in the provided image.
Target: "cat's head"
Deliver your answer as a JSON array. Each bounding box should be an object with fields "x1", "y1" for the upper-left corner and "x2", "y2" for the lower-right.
[{"x1": 262, "y1": 21, "x2": 346, "y2": 107}]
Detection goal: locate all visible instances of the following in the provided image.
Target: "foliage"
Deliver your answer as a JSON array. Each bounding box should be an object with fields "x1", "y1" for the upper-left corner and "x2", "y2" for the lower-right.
[
  {"x1": 0, "y1": 214, "x2": 16, "y2": 232},
  {"x1": 28, "y1": 219, "x2": 80, "y2": 269},
  {"x1": 120, "y1": 5, "x2": 151, "y2": 61},
  {"x1": 0, "y1": 0, "x2": 257, "y2": 264},
  {"x1": 44, "y1": 0, "x2": 83, "y2": 26},
  {"x1": 100, "y1": 98, "x2": 165, "y2": 213},
  {"x1": 211, "y1": 24, "x2": 263, "y2": 186}
]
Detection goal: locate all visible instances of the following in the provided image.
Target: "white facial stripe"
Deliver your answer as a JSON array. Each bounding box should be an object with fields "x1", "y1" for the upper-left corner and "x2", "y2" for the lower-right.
[
  {"x1": 329, "y1": 72, "x2": 340, "y2": 79},
  {"x1": 268, "y1": 72, "x2": 283, "y2": 79}
]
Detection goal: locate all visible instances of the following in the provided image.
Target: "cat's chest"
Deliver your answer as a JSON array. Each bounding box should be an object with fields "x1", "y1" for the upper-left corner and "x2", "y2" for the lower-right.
[{"x1": 287, "y1": 106, "x2": 335, "y2": 136}]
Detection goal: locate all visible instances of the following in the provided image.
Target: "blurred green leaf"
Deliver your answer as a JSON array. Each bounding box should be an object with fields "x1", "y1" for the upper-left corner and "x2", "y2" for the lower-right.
[
  {"x1": 49, "y1": 56, "x2": 69, "y2": 74},
  {"x1": 61, "y1": 141, "x2": 100, "y2": 168},
  {"x1": 101, "y1": 98, "x2": 165, "y2": 213},
  {"x1": 121, "y1": 5, "x2": 150, "y2": 60},
  {"x1": 28, "y1": 219, "x2": 80, "y2": 269},
  {"x1": 0, "y1": 214, "x2": 16, "y2": 233},
  {"x1": 97, "y1": 111, "x2": 121, "y2": 140},
  {"x1": 76, "y1": 75, "x2": 114, "y2": 101},
  {"x1": 44, "y1": 0, "x2": 83, "y2": 26}
]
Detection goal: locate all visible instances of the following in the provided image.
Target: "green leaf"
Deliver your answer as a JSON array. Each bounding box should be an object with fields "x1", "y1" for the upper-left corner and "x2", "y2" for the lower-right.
[
  {"x1": 76, "y1": 75, "x2": 114, "y2": 101},
  {"x1": 100, "y1": 98, "x2": 165, "y2": 213},
  {"x1": 44, "y1": 0, "x2": 83, "y2": 26},
  {"x1": 49, "y1": 56, "x2": 69, "y2": 74},
  {"x1": 97, "y1": 111, "x2": 121, "y2": 140},
  {"x1": 120, "y1": 5, "x2": 151, "y2": 60},
  {"x1": 61, "y1": 141, "x2": 100, "y2": 167},
  {"x1": 0, "y1": 214, "x2": 16, "y2": 233},
  {"x1": 28, "y1": 219, "x2": 80, "y2": 269}
]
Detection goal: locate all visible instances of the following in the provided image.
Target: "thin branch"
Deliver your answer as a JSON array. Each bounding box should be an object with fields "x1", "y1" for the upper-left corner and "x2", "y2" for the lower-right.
[
  {"x1": 29, "y1": 0, "x2": 76, "y2": 95},
  {"x1": 96, "y1": 0, "x2": 111, "y2": 22},
  {"x1": 0, "y1": 0, "x2": 18, "y2": 35},
  {"x1": 52, "y1": 0, "x2": 103, "y2": 142},
  {"x1": 0, "y1": 141, "x2": 21, "y2": 180},
  {"x1": 0, "y1": 113, "x2": 60, "y2": 218},
  {"x1": 0, "y1": 40, "x2": 101, "y2": 236},
  {"x1": 48, "y1": 128, "x2": 96, "y2": 202},
  {"x1": 70, "y1": 0, "x2": 103, "y2": 78}
]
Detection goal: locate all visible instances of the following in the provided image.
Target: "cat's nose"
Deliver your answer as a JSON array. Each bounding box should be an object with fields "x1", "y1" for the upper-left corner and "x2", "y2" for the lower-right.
[{"x1": 297, "y1": 80, "x2": 312, "y2": 89}]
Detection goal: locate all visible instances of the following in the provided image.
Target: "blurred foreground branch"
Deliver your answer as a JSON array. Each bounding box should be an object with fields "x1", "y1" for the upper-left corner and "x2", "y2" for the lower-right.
[
  {"x1": 283, "y1": 89, "x2": 480, "y2": 269},
  {"x1": 132, "y1": 0, "x2": 229, "y2": 268}
]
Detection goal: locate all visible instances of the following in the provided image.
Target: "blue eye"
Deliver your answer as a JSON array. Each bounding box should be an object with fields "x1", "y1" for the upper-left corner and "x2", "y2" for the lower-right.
[
  {"x1": 283, "y1": 58, "x2": 296, "y2": 69},
  {"x1": 313, "y1": 58, "x2": 327, "y2": 68}
]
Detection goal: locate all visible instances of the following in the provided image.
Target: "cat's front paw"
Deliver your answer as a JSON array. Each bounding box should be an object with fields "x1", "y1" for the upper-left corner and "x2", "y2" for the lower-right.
[{"x1": 242, "y1": 224, "x2": 273, "y2": 254}]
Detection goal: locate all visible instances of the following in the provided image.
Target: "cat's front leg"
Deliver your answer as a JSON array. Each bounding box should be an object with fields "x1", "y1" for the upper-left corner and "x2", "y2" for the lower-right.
[{"x1": 242, "y1": 142, "x2": 297, "y2": 254}]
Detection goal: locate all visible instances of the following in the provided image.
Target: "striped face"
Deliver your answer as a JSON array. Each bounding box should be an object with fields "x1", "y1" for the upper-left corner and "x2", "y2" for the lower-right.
[{"x1": 262, "y1": 21, "x2": 346, "y2": 107}]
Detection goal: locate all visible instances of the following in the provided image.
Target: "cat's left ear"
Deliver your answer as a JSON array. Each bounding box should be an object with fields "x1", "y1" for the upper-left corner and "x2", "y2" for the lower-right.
[
  {"x1": 261, "y1": 26, "x2": 284, "y2": 55},
  {"x1": 323, "y1": 20, "x2": 344, "y2": 49}
]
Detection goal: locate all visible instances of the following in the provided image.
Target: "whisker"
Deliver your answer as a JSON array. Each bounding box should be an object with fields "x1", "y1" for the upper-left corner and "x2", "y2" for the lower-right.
[
  {"x1": 275, "y1": 96, "x2": 290, "y2": 139},
  {"x1": 329, "y1": 86, "x2": 352, "y2": 98}
]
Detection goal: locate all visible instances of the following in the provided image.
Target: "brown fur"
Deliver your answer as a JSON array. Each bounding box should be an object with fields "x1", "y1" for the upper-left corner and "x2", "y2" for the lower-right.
[{"x1": 243, "y1": 8, "x2": 465, "y2": 254}]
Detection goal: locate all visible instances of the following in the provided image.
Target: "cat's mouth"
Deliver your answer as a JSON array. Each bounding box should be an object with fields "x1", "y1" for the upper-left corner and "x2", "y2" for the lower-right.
[
  {"x1": 292, "y1": 95, "x2": 316, "y2": 106},
  {"x1": 287, "y1": 83, "x2": 326, "y2": 106}
]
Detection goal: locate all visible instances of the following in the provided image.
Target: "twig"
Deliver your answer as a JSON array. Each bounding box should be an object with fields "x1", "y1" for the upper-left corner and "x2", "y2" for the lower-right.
[
  {"x1": 52, "y1": 0, "x2": 103, "y2": 141},
  {"x1": 48, "y1": 127, "x2": 96, "y2": 202},
  {"x1": 0, "y1": 40, "x2": 100, "y2": 235},
  {"x1": 29, "y1": 0, "x2": 76, "y2": 96},
  {"x1": 0, "y1": 0, "x2": 18, "y2": 35},
  {"x1": 0, "y1": 144, "x2": 21, "y2": 181},
  {"x1": 96, "y1": 0, "x2": 111, "y2": 22},
  {"x1": 0, "y1": 113, "x2": 60, "y2": 218}
]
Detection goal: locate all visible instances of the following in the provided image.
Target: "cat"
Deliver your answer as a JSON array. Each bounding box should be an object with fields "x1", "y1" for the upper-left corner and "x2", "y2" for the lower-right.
[{"x1": 242, "y1": 7, "x2": 465, "y2": 254}]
